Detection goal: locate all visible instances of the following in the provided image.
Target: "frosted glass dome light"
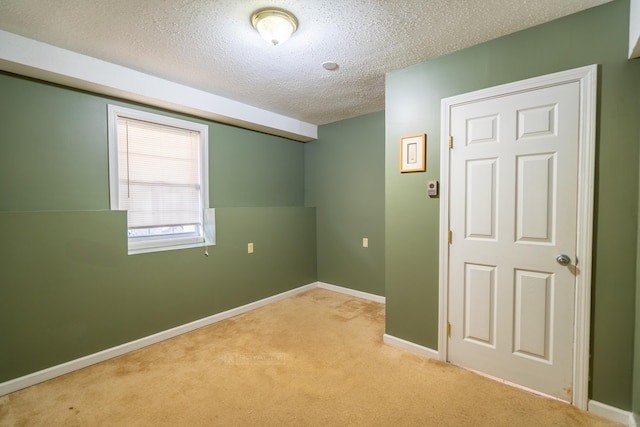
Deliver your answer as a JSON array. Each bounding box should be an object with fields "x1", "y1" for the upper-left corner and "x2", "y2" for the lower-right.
[{"x1": 251, "y1": 8, "x2": 298, "y2": 46}]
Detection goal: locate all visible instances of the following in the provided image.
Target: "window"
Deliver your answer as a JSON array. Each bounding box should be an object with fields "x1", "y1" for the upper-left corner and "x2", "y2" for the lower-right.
[{"x1": 108, "y1": 105, "x2": 214, "y2": 254}]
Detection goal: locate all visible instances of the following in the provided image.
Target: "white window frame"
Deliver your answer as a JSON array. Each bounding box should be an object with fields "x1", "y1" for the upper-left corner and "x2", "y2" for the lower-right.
[{"x1": 107, "y1": 104, "x2": 214, "y2": 255}]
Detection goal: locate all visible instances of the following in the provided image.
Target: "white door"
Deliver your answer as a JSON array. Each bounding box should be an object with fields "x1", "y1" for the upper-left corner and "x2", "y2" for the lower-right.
[{"x1": 447, "y1": 81, "x2": 580, "y2": 401}]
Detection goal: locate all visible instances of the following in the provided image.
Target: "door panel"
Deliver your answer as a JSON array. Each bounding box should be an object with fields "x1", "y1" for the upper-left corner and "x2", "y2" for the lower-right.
[
  {"x1": 516, "y1": 153, "x2": 555, "y2": 243},
  {"x1": 513, "y1": 269, "x2": 552, "y2": 361},
  {"x1": 466, "y1": 159, "x2": 497, "y2": 239},
  {"x1": 464, "y1": 263, "x2": 496, "y2": 347},
  {"x1": 447, "y1": 81, "x2": 579, "y2": 401}
]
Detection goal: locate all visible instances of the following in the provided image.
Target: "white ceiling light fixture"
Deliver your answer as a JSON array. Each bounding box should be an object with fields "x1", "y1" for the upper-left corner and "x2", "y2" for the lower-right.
[{"x1": 251, "y1": 7, "x2": 298, "y2": 46}]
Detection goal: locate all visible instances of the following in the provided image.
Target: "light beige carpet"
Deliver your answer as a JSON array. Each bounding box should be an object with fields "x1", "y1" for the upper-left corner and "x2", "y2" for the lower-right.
[{"x1": 0, "y1": 288, "x2": 622, "y2": 426}]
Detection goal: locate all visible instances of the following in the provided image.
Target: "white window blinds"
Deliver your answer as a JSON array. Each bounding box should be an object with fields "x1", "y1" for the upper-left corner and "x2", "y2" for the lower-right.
[{"x1": 116, "y1": 116, "x2": 203, "y2": 230}]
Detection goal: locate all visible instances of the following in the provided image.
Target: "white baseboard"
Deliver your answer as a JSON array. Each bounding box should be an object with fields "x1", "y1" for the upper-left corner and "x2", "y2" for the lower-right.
[
  {"x1": 0, "y1": 282, "x2": 317, "y2": 397},
  {"x1": 383, "y1": 334, "x2": 439, "y2": 359},
  {"x1": 588, "y1": 400, "x2": 635, "y2": 426},
  {"x1": 316, "y1": 281, "x2": 385, "y2": 304}
]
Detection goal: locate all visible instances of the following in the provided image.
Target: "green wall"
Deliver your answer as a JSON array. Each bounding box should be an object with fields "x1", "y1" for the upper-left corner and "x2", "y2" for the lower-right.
[
  {"x1": 384, "y1": 0, "x2": 640, "y2": 410},
  {"x1": 0, "y1": 72, "x2": 317, "y2": 383},
  {"x1": 305, "y1": 112, "x2": 385, "y2": 296}
]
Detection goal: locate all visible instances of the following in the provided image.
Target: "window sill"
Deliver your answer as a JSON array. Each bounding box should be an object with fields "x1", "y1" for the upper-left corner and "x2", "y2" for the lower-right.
[{"x1": 128, "y1": 240, "x2": 214, "y2": 255}]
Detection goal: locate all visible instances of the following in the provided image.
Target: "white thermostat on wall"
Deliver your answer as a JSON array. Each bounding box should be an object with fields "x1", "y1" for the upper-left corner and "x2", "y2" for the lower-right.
[{"x1": 427, "y1": 180, "x2": 439, "y2": 197}]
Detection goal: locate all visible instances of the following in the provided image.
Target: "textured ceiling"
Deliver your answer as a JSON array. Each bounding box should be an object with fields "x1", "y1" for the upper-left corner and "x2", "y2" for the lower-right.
[{"x1": 0, "y1": 0, "x2": 612, "y2": 125}]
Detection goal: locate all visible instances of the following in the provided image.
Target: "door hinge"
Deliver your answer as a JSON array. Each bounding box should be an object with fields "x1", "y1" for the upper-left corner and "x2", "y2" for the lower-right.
[
  {"x1": 447, "y1": 322, "x2": 451, "y2": 337},
  {"x1": 449, "y1": 135, "x2": 454, "y2": 149},
  {"x1": 448, "y1": 229, "x2": 452, "y2": 244}
]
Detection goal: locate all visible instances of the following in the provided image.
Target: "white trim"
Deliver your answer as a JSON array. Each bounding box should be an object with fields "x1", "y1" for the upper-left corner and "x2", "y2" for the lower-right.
[
  {"x1": 588, "y1": 400, "x2": 635, "y2": 426},
  {"x1": 572, "y1": 64, "x2": 598, "y2": 411},
  {"x1": 0, "y1": 282, "x2": 316, "y2": 397},
  {"x1": 438, "y1": 65, "x2": 598, "y2": 410},
  {"x1": 0, "y1": 30, "x2": 316, "y2": 142},
  {"x1": 316, "y1": 282, "x2": 386, "y2": 304},
  {"x1": 383, "y1": 334, "x2": 439, "y2": 359}
]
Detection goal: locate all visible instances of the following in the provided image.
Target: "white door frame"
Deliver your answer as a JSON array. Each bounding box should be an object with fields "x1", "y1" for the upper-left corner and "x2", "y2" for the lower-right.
[{"x1": 438, "y1": 64, "x2": 597, "y2": 410}]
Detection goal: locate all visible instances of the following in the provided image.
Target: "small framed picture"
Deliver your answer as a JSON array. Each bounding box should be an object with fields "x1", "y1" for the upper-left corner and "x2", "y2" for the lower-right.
[{"x1": 400, "y1": 134, "x2": 426, "y2": 173}]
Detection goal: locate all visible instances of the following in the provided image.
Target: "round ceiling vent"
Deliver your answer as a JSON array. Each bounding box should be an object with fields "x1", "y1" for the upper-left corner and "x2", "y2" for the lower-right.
[{"x1": 321, "y1": 61, "x2": 339, "y2": 71}]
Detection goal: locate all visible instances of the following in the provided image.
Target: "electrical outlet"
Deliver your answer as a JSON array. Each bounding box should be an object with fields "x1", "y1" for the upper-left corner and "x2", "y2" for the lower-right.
[
  {"x1": 248, "y1": 243, "x2": 254, "y2": 254},
  {"x1": 362, "y1": 238, "x2": 369, "y2": 248}
]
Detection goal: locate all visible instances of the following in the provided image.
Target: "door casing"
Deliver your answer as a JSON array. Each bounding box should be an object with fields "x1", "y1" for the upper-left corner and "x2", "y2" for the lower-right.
[{"x1": 438, "y1": 65, "x2": 597, "y2": 410}]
